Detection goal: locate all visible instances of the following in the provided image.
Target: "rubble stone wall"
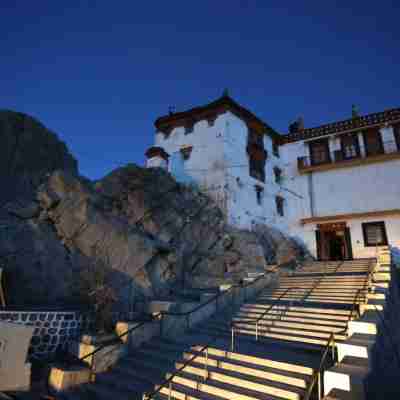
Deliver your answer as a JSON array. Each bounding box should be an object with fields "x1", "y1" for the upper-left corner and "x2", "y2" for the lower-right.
[{"x1": 0, "y1": 310, "x2": 91, "y2": 357}]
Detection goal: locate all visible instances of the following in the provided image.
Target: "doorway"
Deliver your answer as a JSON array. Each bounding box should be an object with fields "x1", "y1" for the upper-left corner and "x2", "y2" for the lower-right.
[{"x1": 316, "y1": 222, "x2": 353, "y2": 261}]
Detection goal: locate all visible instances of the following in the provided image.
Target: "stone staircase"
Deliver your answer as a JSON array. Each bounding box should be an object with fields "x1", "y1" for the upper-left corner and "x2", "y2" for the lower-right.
[{"x1": 60, "y1": 258, "x2": 382, "y2": 400}]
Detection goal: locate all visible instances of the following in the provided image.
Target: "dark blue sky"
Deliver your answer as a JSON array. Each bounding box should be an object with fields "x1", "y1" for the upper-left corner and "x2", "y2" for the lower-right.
[{"x1": 1, "y1": 1, "x2": 399, "y2": 179}]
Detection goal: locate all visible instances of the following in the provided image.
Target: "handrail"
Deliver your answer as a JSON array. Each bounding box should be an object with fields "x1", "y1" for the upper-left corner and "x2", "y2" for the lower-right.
[
  {"x1": 339, "y1": 260, "x2": 375, "y2": 335},
  {"x1": 79, "y1": 312, "x2": 162, "y2": 363},
  {"x1": 159, "y1": 274, "x2": 266, "y2": 318},
  {"x1": 230, "y1": 261, "x2": 344, "y2": 349},
  {"x1": 79, "y1": 272, "x2": 268, "y2": 366},
  {"x1": 304, "y1": 332, "x2": 336, "y2": 400},
  {"x1": 141, "y1": 274, "x2": 270, "y2": 399},
  {"x1": 142, "y1": 336, "x2": 218, "y2": 400}
]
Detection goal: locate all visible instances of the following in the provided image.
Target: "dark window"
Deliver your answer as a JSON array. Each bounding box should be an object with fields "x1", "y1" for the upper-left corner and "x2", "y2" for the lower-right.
[
  {"x1": 341, "y1": 134, "x2": 360, "y2": 159},
  {"x1": 394, "y1": 124, "x2": 400, "y2": 151},
  {"x1": 248, "y1": 129, "x2": 266, "y2": 183},
  {"x1": 363, "y1": 129, "x2": 383, "y2": 156},
  {"x1": 274, "y1": 167, "x2": 282, "y2": 184},
  {"x1": 309, "y1": 139, "x2": 331, "y2": 165},
  {"x1": 362, "y1": 221, "x2": 388, "y2": 247},
  {"x1": 255, "y1": 185, "x2": 263, "y2": 205},
  {"x1": 248, "y1": 130, "x2": 263, "y2": 147},
  {"x1": 272, "y1": 140, "x2": 280, "y2": 158},
  {"x1": 276, "y1": 196, "x2": 284, "y2": 217}
]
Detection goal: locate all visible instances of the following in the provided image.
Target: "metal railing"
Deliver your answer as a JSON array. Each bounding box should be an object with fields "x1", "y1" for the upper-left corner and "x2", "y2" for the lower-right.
[
  {"x1": 75, "y1": 273, "x2": 268, "y2": 381},
  {"x1": 298, "y1": 140, "x2": 400, "y2": 170},
  {"x1": 230, "y1": 286, "x2": 304, "y2": 351},
  {"x1": 230, "y1": 261, "x2": 344, "y2": 351},
  {"x1": 142, "y1": 337, "x2": 217, "y2": 400},
  {"x1": 141, "y1": 274, "x2": 269, "y2": 400},
  {"x1": 304, "y1": 332, "x2": 336, "y2": 400}
]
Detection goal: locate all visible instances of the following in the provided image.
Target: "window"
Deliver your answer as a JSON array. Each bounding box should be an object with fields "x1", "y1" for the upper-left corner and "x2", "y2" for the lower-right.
[
  {"x1": 248, "y1": 130, "x2": 263, "y2": 147},
  {"x1": 272, "y1": 140, "x2": 280, "y2": 158},
  {"x1": 362, "y1": 221, "x2": 388, "y2": 247},
  {"x1": 276, "y1": 196, "x2": 284, "y2": 217},
  {"x1": 247, "y1": 129, "x2": 266, "y2": 183},
  {"x1": 274, "y1": 167, "x2": 282, "y2": 184},
  {"x1": 255, "y1": 185, "x2": 263, "y2": 205},
  {"x1": 341, "y1": 134, "x2": 360, "y2": 159},
  {"x1": 394, "y1": 123, "x2": 400, "y2": 151},
  {"x1": 309, "y1": 139, "x2": 331, "y2": 165},
  {"x1": 363, "y1": 129, "x2": 383, "y2": 156}
]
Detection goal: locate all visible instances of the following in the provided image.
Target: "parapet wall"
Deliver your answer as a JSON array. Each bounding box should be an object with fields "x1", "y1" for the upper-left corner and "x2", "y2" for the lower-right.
[{"x1": 0, "y1": 310, "x2": 92, "y2": 358}]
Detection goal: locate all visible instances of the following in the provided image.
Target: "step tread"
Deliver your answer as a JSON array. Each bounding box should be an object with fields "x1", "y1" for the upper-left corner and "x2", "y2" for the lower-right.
[{"x1": 170, "y1": 369, "x2": 304, "y2": 400}]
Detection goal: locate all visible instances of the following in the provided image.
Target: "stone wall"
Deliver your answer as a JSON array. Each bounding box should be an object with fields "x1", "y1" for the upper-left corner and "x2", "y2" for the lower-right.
[
  {"x1": 366, "y1": 263, "x2": 400, "y2": 397},
  {"x1": 0, "y1": 310, "x2": 92, "y2": 358}
]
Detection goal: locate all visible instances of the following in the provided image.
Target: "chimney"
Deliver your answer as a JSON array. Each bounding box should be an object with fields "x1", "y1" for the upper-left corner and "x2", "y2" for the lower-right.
[
  {"x1": 288, "y1": 116, "x2": 304, "y2": 133},
  {"x1": 352, "y1": 104, "x2": 359, "y2": 118}
]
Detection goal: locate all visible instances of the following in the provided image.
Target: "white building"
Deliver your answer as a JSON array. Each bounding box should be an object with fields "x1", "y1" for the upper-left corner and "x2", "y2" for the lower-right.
[{"x1": 145, "y1": 94, "x2": 400, "y2": 261}]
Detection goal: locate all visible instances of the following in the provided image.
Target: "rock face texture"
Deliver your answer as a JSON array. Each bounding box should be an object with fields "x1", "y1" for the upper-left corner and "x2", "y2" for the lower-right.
[{"x1": 0, "y1": 110, "x2": 308, "y2": 309}]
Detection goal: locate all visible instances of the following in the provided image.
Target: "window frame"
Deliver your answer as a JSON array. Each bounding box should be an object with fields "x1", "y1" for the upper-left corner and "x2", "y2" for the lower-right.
[
  {"x1": 273, "y1": 166, "x2": 282, "y2": 184},
  {"x1": 361, "y1": 221, "x2": 388, "y2": 247},
  {"x1": 272, "y1": 140, "x2": 280, "y2": 158},
  {"x1": 275, "y1": 196, "x2": 284, "y2": 217},
  {"x1": 362, "y1": 128, "x2": 384, "y2": 156},
  {"x1": 255, "y1": 185, "x2": 264, "y2": 206},
  {"x1": 394, "y1": 123, "x2": 400, "y2": 151},
  {"x1": 309, "y1": 139, "x2": 331, "y2": 166},
  {"x1": 340, "y1": 134, "x2": 360, "y2": 160}
]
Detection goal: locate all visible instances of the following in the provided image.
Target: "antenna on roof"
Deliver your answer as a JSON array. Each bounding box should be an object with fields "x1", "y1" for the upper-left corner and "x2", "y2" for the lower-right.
[
  {"x1": 222, "y1": 88, "x2": 230, "y2": 97},
  {"x1": 168, "y1": 106, "x2": 176, "y2": 115},
  {"x1": 352, "y1": 104, "x2": 359, "y2": 118}
]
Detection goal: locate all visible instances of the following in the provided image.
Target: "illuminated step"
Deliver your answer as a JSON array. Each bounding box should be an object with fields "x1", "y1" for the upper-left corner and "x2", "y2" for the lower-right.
[{"x1": 336, "y1": 333, "x2": 375, "y2": 362}]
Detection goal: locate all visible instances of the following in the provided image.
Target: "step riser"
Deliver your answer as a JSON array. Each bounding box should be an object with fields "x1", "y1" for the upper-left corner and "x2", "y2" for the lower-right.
[
  {"x1": 174, "y1": 364, "x2": 303, "y2": 399},
  {"x1": 180, "y1": 355, "x2": 307, "y2": 388},
  {"x1": 190, "y1": 347, "x2": 313, "y2": 375}
]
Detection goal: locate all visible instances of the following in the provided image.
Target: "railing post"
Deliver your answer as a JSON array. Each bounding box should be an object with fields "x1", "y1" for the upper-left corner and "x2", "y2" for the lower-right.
[
  {"x1": 317, "y1": 371, "x2": 321, "y2": 400},
  {"x1": 204, "y1": 348, "x2": 208, "y2": 381},
  {"x1": 231, "y1": 327, "x2": 234, "y2": 351},
  {"x1": 168, "y1": 381, "x2": 172, "y2": 400},
  {"x1": 160, "y1": 313, "x2": 163, "y2": 338},
  {"x1": 256, "y1": 321, "x2": 258, "y2": 341}
]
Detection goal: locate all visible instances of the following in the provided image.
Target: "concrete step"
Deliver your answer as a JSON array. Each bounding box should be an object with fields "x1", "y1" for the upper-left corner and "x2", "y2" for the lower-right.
[
  {"x1": 234, "y1": 313, "x2": 348, "y2": 328},
  {"x1": 360, "y1": 299, "x2": 385, "y2": 312},
  {"x1": 323, "y1": 388, "x2": 365, "y2": 400},
  {"x1": 366, "y1": 292, "x2": 385, "y2": 300},
  {"x1": 371, "y1": 281, "x2": 388, "y2": 289},
  {"x1": 156, "y1": 382, "x2": 229, "y2": 400},
  {"x1": 173, "y1": 360, "x2": 306, "y2": 399},
  {"x1": 181, "y1": 350, "x2": 310, "y2": 389},
  {"x1": 373, "y1": 272, "x2": 390, "y2": 282},
  {"x1": 212, "y1": 320, "x2": 348, "y2": 341},
  {"x1": 323, "y1": 363, "x2": 368, "y2": 398},
  {"x1": 348, "y1": 311, "x2": 379, "y2": 336},
  {"x1": 167, "y1": 369, "x2": 302, "y2": 400},
  {"x1": 336, "y1": 333, "x2": 375, "y2": 362},
  {"x1": 240, "y1": 305, "x2": 352, "y2": 318},
  {"x1": 85, "y1": 379, "x2": 139, "y2": 400},
  {"x1": 195, "y1": 324, "x2": 339, "y2": 348},
  {"x1": 229, "y1": 318, "x2": 346, "y2": 334},
  {"x1": 95, "y1": 369, "x2": 153, "y2": 395},
  {"x1": 189, "y1": 345, "x2": 314, "y2": 376}
]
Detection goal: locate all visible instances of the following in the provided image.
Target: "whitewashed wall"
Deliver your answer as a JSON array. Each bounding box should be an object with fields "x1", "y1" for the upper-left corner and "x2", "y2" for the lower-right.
[
  {"x1": 223, "y1": 112, "x2": 287, "y2": 230},
  {"x1": 155, "y1": 114, "x2": 228, "y2": 212},
  {"x1": 282, "y1": 126, "x2": 400, "y2": 258}
]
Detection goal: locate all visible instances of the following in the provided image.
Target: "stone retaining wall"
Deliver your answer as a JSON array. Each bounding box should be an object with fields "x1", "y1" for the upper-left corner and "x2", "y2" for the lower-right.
[{"x1": 0, "y1": 310, "x2": 92, "y2": 358}]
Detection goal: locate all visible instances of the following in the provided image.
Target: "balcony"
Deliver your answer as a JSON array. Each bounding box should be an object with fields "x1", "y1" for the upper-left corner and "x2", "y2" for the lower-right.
[{"x1": 297, "y1": 141, "x2": 400, "y2": 173}]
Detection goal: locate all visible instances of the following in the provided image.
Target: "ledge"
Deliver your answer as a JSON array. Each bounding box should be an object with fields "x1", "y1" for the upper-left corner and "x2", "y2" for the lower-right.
[
  {"x1": 298, "y1": 151, "x2": 400, "y2": 174},
  {"x1": 301, "y1": 209, "x2": 400, "y2": 225}
]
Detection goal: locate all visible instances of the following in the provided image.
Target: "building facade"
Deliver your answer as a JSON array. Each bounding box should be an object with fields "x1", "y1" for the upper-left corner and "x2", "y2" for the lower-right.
[{"x1": 146, "y1": 94, "x2": 400, "y2": 261}]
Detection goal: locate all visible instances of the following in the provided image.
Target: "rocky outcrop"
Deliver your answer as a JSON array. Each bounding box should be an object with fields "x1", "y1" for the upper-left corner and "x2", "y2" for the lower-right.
[{"x1": 0, "y1": 110, "x2": 308, "y2": 309}]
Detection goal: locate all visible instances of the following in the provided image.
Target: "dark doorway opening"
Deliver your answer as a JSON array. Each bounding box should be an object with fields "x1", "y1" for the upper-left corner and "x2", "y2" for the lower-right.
[{"x1": 316, "y1": 222, "x2": 353, "y2": 261}]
